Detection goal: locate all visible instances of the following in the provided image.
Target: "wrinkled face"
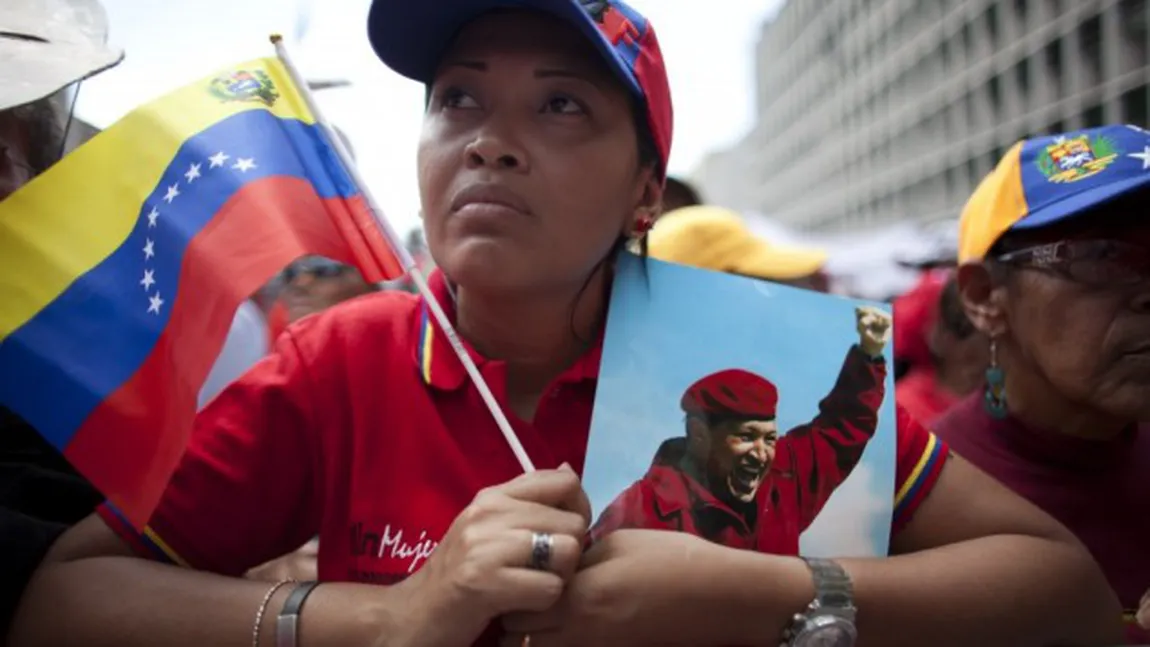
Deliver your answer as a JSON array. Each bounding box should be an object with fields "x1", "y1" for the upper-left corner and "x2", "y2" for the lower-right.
[
  {"x1": 0, "y1": 110, "x2": 34, "y2": 202},
  {"x1": 280, "y1": 257, "x2": 373, "y2": 322},
  {"x1": 417, "y1": 10, "x2": 658, "y2": 294},
  {"x1": 689, "y1": 417, "x2": 778, "y2": 502},
  {"x1": 963, "y1": 210, "x2": 1150, "y2": 420}
]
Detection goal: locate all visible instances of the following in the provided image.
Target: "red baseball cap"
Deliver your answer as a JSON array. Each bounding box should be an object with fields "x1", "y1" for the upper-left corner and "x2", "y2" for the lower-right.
[
  {"x1": 366, "y1": 0, "x2": 673, "y2": 178},
  {"x1": 681, "y1": 369, "x2": 779, "y2": 420}
]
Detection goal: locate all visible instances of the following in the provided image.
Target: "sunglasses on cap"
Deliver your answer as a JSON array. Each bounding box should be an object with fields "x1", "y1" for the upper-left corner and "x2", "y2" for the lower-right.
[
  {"x1": 281, "y1": 257, "x2": 353, "y2": 283},
  {"x1": 994, "y1": 239, "x2": 1150, "y2": 286}
]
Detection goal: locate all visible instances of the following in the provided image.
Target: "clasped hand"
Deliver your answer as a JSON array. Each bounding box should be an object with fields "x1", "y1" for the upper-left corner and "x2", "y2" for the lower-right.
[{"x1": 391, "y1": 466, "x2": 718, "y2": 647}]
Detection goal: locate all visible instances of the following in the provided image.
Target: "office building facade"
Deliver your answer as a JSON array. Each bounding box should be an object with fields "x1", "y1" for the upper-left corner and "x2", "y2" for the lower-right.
[{"x1": 696, "y1": 0, "x2": 1150, "y2": 232}]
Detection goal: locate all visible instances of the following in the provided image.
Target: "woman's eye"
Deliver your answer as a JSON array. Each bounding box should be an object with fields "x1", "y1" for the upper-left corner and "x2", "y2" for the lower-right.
[
  {"x1": 542, "y1": 95, "x2": 585, "y2": 115},
  {"x1": 442, "y1": 88, "x2": 479, "y2": 109}
]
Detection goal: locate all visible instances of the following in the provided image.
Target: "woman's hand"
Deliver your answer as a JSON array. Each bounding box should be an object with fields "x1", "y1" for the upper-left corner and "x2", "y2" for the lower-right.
[
  {"x1": 500, "y1": 529, "x2": 787, "y2": 647},
  {"x1": 390, "y1": 466, "x2": 591, "y2": 647}
]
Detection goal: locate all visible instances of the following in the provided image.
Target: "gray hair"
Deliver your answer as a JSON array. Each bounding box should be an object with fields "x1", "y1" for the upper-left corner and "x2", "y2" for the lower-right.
[{"x1": 5, "y1": 91, "x2": 68, "y2": 175}]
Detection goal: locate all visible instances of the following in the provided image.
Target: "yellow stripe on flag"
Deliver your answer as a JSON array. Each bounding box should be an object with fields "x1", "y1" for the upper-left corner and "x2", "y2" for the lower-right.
[{"x1": 0, "y1": 57, "x2": 316, "y2": 341}]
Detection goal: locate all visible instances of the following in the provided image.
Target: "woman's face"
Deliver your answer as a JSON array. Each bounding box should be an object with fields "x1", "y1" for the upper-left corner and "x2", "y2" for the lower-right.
[
  {"x1": 417, "y1": 10, "x2": 659, "y2": 295},
  {"x1": 965, "y1": 215, "x2": 1150, "y2": 420}
]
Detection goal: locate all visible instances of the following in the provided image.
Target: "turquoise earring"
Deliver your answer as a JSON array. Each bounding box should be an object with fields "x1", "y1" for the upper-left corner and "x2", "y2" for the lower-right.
[{"x1": 984, "y1": 338, "x2": 1008, "y2": 419}]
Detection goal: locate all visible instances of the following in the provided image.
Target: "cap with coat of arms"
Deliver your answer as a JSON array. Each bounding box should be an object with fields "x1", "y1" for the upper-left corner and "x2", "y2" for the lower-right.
[{"x1": 958, "y1": 124, "x2": 1150, "y2": 263}]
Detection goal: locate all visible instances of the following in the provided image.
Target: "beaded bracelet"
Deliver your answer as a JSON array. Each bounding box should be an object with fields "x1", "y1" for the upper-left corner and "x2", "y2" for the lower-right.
[{"x1": 252, "y1": 579, "x2": 296, "y2": 647}]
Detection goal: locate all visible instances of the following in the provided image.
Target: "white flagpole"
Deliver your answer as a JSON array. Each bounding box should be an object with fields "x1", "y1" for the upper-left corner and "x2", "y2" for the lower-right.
[{"x1": 271, "y1": 35, "x2": 536, "y2": 473}]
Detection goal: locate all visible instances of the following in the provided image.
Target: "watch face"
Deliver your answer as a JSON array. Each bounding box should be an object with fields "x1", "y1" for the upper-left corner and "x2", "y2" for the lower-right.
[{"x1": 794, "y1": 620, "x2": 857, "y2": 647}]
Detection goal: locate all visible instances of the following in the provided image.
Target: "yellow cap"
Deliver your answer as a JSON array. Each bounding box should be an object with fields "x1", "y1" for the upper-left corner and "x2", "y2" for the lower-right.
[{"x1": 648, "y1": 206, "x2": 828, "y2": 280}]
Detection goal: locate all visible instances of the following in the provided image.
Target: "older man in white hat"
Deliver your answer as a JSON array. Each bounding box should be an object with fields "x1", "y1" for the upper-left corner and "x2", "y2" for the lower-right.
[
  {"x1": 0, "y1": 0, "x2": 122, "y2": 200},
  {"x1": 0, "y1": 0, "x2": 122, "y2": 637}
]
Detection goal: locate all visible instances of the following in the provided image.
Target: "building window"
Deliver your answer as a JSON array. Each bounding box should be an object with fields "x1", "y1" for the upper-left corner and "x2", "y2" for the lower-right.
[
  {"x1": 1014, "y1": 58, "x2": 1031, "y2": 103},
  {"x1": 988, "y1": 74, "x2": 1003, "y2": 117},
  {"x1": 1044, "y1": 40, "x2": 1064, "y2": 95},
  {"x1": 1082, "y1": 103, "x2": 1105, "y2": 128},
  {"x1": 985, "y1": 5, "x2": 1001, "y2": 50},
  {"x1": 1014, "y1": 0, "x2": 1029, "y2": 27},
  {"x1": 1119, "y1": 0, "x2": 1149, "y2": 70},
  {"x1": 987, "y1": 147, "x2": 1002, "y2": 171},
  {"x1": 1078, "y1": 15, "x2": 1104, "y2": 87},
  {"x1": 1122, "y1": 85, "x2": 1149, "y2": 126},
  {"x1": 966, "y1": 156, "x2": 980, "y2": 183}
]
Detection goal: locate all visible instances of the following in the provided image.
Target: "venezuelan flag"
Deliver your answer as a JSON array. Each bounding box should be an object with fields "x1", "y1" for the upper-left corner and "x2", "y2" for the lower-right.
[{"x1": 0, "y1": 57, "x2": 404, "y2": 528}]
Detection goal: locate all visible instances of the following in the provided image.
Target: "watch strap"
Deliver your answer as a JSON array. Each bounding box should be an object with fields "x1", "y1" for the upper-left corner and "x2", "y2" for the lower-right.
[
  {"x1": 804, "y1": 557, "x2": 855, "y2": 612},
  {"x1": 780, "y1": 558, "x2": 857, "y2": 647},
  {"x1": 275, "y1": 581, "x2": 320, "y2": 647}
]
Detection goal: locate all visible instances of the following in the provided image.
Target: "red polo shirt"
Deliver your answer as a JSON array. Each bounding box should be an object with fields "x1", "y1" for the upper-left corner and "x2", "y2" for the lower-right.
[{"x1": 98, "y1": 269, "x2": 949, "y2": 591}]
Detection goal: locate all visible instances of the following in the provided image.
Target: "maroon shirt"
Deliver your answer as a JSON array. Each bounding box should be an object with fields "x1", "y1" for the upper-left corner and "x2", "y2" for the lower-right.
[{"x1": 935, "y1": 393, "x2": 1150, "y2": 642}]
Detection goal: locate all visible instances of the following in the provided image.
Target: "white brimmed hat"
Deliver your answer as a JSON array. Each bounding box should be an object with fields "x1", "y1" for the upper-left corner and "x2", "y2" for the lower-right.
[{"x1": 0, "y1": 0, "x2": 123, "y2": 112}]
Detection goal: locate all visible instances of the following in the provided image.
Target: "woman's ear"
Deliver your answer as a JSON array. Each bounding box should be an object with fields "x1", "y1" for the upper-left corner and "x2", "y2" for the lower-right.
[
  {"x1": 634, "y1": 168, "x2": 664, "y2": 216},
  {"x1": 957, "y1": 263, "x2": 1010, "y2": 338},
  {"x1": 623, "y1": 173, "x2": 664, "y2": 239}
]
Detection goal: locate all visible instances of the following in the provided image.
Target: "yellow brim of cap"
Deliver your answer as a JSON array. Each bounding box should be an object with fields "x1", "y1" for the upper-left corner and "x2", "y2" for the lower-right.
[{"x1": 728, "y1": 240, "x2": 828, "y2": 281}]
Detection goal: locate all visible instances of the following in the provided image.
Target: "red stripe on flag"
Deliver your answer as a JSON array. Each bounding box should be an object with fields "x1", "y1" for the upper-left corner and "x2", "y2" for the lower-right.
[
  {"x1": 64, "y1": 178, "x2": 389, "y2": 528},
  {"x1": 323, "y1": 185, "x2": 406, "y2": 283}
]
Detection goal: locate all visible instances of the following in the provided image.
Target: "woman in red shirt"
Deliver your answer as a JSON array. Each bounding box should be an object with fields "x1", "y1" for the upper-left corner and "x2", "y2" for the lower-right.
[
  {"x1": 9, "y1": 2, "x2": 1119, "y2": 646},
  {"x1": 896, "y1": 276, "x2": 989, "y2": 425}
]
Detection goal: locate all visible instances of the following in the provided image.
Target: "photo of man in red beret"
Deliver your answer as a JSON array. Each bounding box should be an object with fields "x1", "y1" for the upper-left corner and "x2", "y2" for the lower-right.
[{"x1": 590, "y1": 306, "x2": 892, "y2": 555}]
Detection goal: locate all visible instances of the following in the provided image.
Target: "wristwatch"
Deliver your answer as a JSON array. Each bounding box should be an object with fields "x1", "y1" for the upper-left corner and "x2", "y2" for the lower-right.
[{"x1": 780, "y1": 558, "x2": 858, "y2": 647}]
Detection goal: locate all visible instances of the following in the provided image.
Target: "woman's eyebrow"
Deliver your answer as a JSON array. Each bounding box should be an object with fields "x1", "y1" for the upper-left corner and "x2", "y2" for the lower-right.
[
  {"x1": 534, "y1": 67, "x2": 608, "y2": 90},
  {"x1": 442, "y1": 59, "x2": 487, "y2": 71}
]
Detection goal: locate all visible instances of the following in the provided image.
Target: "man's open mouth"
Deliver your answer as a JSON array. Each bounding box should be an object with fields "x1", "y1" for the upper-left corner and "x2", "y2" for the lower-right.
[{"x1": 729, "y1": 463, "x2": 764, "y2": 497}]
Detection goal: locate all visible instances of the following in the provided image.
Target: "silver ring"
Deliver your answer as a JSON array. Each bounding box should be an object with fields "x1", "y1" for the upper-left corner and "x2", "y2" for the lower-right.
[{"x1": 528, "y1": 532, "x2": 554, "y2": 571}]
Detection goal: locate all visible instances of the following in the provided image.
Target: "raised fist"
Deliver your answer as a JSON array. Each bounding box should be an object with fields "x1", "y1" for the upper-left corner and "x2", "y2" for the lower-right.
[{"x1": 856, "y1": 306, "x2": 892, "y2": 358}]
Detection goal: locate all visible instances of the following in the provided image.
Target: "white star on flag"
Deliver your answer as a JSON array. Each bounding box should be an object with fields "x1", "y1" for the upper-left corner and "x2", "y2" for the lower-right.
[
  {"x1": 209, "y1": 151, "x2": 229, "y2": 168},
  {"x1": 164, "y1": 183, "x2": 180, "y2": 204},
  {"x1": 148, "y1": 292, "x2": 164, "y2": 315},
  {"x1": 1053, "y1": 136, "x2": 1068, "y2": 145},
  {"x1": 1128, "y1": 146, "x2": 1150, "y2": 170},
  {"x1": 146, "y1": 207, "x2": 159, "y2": 228},
  {"x1": 233, "y1": 157, "x2": 257, "y2": 172},
  {"x1": 140, "y1": 269, "x2": 155, "y2": 290},
  {"x1": 143, "y1": 238, "x2": 155, "y2": 259},
  {"x1": 184, "y1": 163, "x2": 202, "y2": 183}
]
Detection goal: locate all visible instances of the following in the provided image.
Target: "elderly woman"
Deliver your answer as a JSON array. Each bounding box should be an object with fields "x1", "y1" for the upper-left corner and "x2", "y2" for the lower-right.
[{"x1": 937, "y1": 124, "x2": 1150, "y2": 643}]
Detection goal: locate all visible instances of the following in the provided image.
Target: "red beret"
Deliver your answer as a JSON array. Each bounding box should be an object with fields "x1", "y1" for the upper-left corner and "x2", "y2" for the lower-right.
[{"x1": 681, "y1": 369, "x2": 779, "y2": 419}]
